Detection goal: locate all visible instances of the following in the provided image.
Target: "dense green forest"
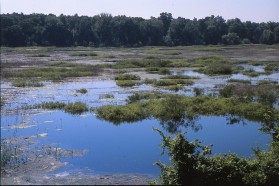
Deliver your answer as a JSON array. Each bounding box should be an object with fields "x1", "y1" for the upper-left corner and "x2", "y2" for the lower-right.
[{"x1": 1, "y1": 12, "x2": 279, "y2": 47}]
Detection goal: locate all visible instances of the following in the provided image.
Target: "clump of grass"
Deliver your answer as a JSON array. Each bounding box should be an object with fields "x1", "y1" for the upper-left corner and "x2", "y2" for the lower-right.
[
  {"x1": 197, "y1": 63, "x2": 233, "y2": 75},
  {"x1": 242, "y1": 69, "x2": 262, "y2": 77},
  {"x1": 95, "y1": 94, "x2": 279, "y2": 125},
  {"x1": 193, "y1": 87, "x2": 204, "y2": 96},
  {"x1": 143, "y1": 78, "x2": 157, "y2": 85},
  {"x1": 227, "y1": 79, "x2": 251, "y2": 84},
  {"x1": 33, "y1": 101, "x2": 88, "y2": 114},
  {"x1": 145, "y1": 67, "x2": 170, "y2": 75},
  {"x1": 35, "y1": 101, "x2": 67, "y2": 110},
  {"x1": 127, "y1": 92, "x2": 166, "y2": 103},
  {"x1": 76, "y1": 88, "x2": 88, "y2": 94},
  {"x1": 28, "y1": 54, "x2": 50, "y2": 57},
  {"x1": 154, "y1": 79, "x2": 194, "y2": 87},
  {"x1": 257, "y1": 80, "x2": 278, "y2": 85},
  {"x1": 12, "y1": 79, "x2": 44, "y2": 87},
  {"x1": 163, "y1": 50, "x2": 182, "y2": 55},
  {"x1": 70, "y1": 52, "x2": 98, "y2": 56},
  {"x1": 145, "y1": 49, "x2": 161, "y2": 54},
  {"x1": 98, "y1": 54, "x2": 116, "y2": 59},
  {"x1": 115, "y1": 74, "x2": 140, "y2": 80},
  {"x1": 161, "y1": 75, "x2": 199, "y2": 79},
  {"x1": 264, "y1": 63, "x2": 279, "y2": 72},
  {"x1": 3, "y1": 64, "x2": 101, "y2": 81},
  {"x1": 99, "y1": 94, "x2": 115, "y2": 99},
  {"x1": 95, "y1": 102, "x2": 149, "y2": 124},
  {"x1": 64, "y1": 102, "x2": 88, "y2": 114},
  {"x1": 145, "y1": 56, "x2": 159, "y2": 59},
  {"x1": 116, "y1": 80, "x2": 140, "y2": 87}
]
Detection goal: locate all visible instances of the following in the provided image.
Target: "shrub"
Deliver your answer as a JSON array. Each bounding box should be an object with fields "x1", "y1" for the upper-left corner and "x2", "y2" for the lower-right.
[{"x1": 64, "y1": 102, "x2": 88, "y2": 114}]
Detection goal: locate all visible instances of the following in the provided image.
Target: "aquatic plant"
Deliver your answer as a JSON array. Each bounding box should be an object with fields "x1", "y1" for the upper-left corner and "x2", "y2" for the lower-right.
[
  {"x1": 161, "y1": 75, "x2": 199, "y2": 79},
  {"x1": 12, "y1": 79, "x2": 44, "y2": 87},
  {"x1": 116, "y1": 80, "x2": 140, "y2": 87},
  {"x1": 99, "y1": 94, "x2": 115, "y2": 99},
  {"x1": 76, "y1": 88, "x2": 88, "y2": 94},
  {"x1": 70, "y1": 52, "x2": 98, "y2": 56},
  {"x1": 28, "y1": 54, "x2": 50, "y2": 57},
  {"x1": 64, "y1": 102, "x2": 88, "y2": 115},
  {"x1": 163, "y1": 50, "x2": 182, "y2": 55},
  {"x1": 227, "y1": 79, "x2": 251, "y2": 84},
  {"x1": 198, "y1": 63, "x2": 233, "y2": 75},
  {"x1": 115, "y1": 74, "x2": 140, "y2": 80},
  {"x1": 3, "y1": 64, "x2": 101, "y2": 81}
]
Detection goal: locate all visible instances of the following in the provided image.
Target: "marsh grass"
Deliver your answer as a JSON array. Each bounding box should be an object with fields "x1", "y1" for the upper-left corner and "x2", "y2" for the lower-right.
[
  {"x1": 33, "y1": 101, "x2": 88, "y2": 114},
  {"x1": 28, "y1": 54, "x2": 50, "y2": 57},
  {"x1": 70, "y1": 52, "x2": 98, "y2": 56},
  {"x1": 95, "y1": 94, "x2": 279, "y2": 125},
  {"x1": 227, "y1": 79, "x2": 251, "y2": 84},
  {"x1": 163, "y1": 50, "x2": 182, "y2": 55},
  {"x1": 161, "y1": 75, "x2": 200, "y2": 79},
  {"x1": 197, "y1": 63, "x2": 233, "y2": 75},
  {"x1": 115, "y1": 74, "x2": 140, "y2": 80},
  {"x1": 64, "y1": 102, "x2": 88, "y2": 114},
  {"x1": 99, "y1": 94, "x2": 115, "y2": 99},
  {"x1": 154, "y1": 79, "x2": 194, "y2": 86},
  {"x1": 12, "y1": 79, "x2": 44, "y2": 87},
  {"x1": 116, "y1": 80, "x2": 141, "y2": 87},
  {"x1": 76, "y1": 88, "x2": 88, "y2": 94},
  {"x1": 3, "y1": 63, "x2": 101, "y2": 81},
  {"x1": 242, "y1": 69, "x2": 262, "y2": 77},
  {"x1": 264, "y1": 63, "x2": 279, "y2": 72}
]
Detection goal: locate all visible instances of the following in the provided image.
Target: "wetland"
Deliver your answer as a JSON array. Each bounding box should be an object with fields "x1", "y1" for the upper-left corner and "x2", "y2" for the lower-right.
[{"x1": 1, "y1": 45, "x2": 279, "y2": 185}]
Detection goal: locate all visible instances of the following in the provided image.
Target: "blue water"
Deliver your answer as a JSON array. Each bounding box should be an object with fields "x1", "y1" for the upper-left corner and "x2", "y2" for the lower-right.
[{"x1": 1, "y1": 110, "x2": 271, "y2": 177}]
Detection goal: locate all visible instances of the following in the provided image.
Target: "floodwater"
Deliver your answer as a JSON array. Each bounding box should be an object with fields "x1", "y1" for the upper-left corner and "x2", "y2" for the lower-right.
[{"x1": 1, "y1": 68, "x2": 274, "y2": 177}]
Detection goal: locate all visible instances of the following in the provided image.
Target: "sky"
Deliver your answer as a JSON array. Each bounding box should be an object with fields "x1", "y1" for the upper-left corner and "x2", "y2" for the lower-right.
[{"x1": 1, "y1": 0, "x2": 279, "y2": 22}]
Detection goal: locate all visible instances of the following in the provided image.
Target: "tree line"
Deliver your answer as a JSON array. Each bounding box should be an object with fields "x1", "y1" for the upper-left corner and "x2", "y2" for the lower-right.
[{"x1": 1, "y1": 12, "x2": 279, "y2": 47}]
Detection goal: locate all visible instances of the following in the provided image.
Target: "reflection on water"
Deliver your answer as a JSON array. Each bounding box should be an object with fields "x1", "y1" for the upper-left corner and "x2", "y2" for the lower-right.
[
  {"x1": 1, "y1": 110, "x2": 271, "y2": 176},
  {"x1": 1, "y1": 69, "x2": 277, "y2": 177}
]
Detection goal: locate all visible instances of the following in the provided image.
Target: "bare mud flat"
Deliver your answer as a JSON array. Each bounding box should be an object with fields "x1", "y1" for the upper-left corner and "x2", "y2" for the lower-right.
[{"x1": 1, "y1": 45, "x2": 279, "y2": 185}]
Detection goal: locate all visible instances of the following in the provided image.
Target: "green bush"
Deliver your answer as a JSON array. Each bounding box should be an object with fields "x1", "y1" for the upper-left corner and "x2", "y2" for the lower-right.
[
  {"x1": 64, "y1": 102, "x2": 88, "y2": 114},
  {"x1": 116, "y1": 80, "x2": 140, "y2": 87},
  {"x1": 153, "y1": 128, "x2": 279, "y2": 185}
]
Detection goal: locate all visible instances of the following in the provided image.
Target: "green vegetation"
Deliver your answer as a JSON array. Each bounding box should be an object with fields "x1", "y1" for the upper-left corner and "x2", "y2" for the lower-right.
[
  {"x1": 161, "y1": 75, "x2": 199, "y2": 79},
  {"x1": 64, "y1": 102, "x2": 88, "y2": 115},
  {"x1": 197, "y1": 63, "x2": 233, "y2": 75},
  {"x1": 242, "y1": 69, "x2": 262, "y2": 77},
  {"x1": 264, "y1": 63, "x2": 279, "y2": 73},
  {"x1": 2, "y1": 63, "x2": 101, "y2": 81},
  {"x1": 163, "y1": 50, "x2": 182, "y2": 55},
  {"x1": 257, "y1": 80, "x2": 278, "y2": 85},
  {"x1": 115, "y1": 74, "x2": 140, "y2": 80},
  {"x1": 76, "y1": 88, "x2": 88, "y2": 94},
  {"x1": 1, "y1": 139, "x2": 27, "y2": 168},
  {"x1": 219, "y1": 84, "x2": 279, "y2": 106},
  {"x1": 33, "y1": 101, "x2": 88, "y2": 114},
  {"x1": 70, "y1": 52, "x2": 98, "y2": 56},
  {"x1": 116, "y1": 80, "x2": 140, "y2": 87},
  {"x1": 28, "y1": 54, "x2": 50, "y2": 57},
  {"x1": 115, "y1": 74, "x2": 141, "y2": 87},
  {"x1": 153, "y1": 127, "x2": 279, "y2": 185},
  {"x1": 154, "y1": 79, "x2": 194, "y2": 87},
  {"x1": 2, "y1": 13, "x2": 278, "y2": 47},
  {"x1": 12, "y1": 79, "x2": 44, "y2": 87},
  {"x1": 227, "y1": 79, "x2": 251, "y2": 84},
  {"x1": 99, "y1": 94, "x2": 115, "y2": 99},
  {"x1": 95, "y1": 94, "x2": 279, "y2": 126}
]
